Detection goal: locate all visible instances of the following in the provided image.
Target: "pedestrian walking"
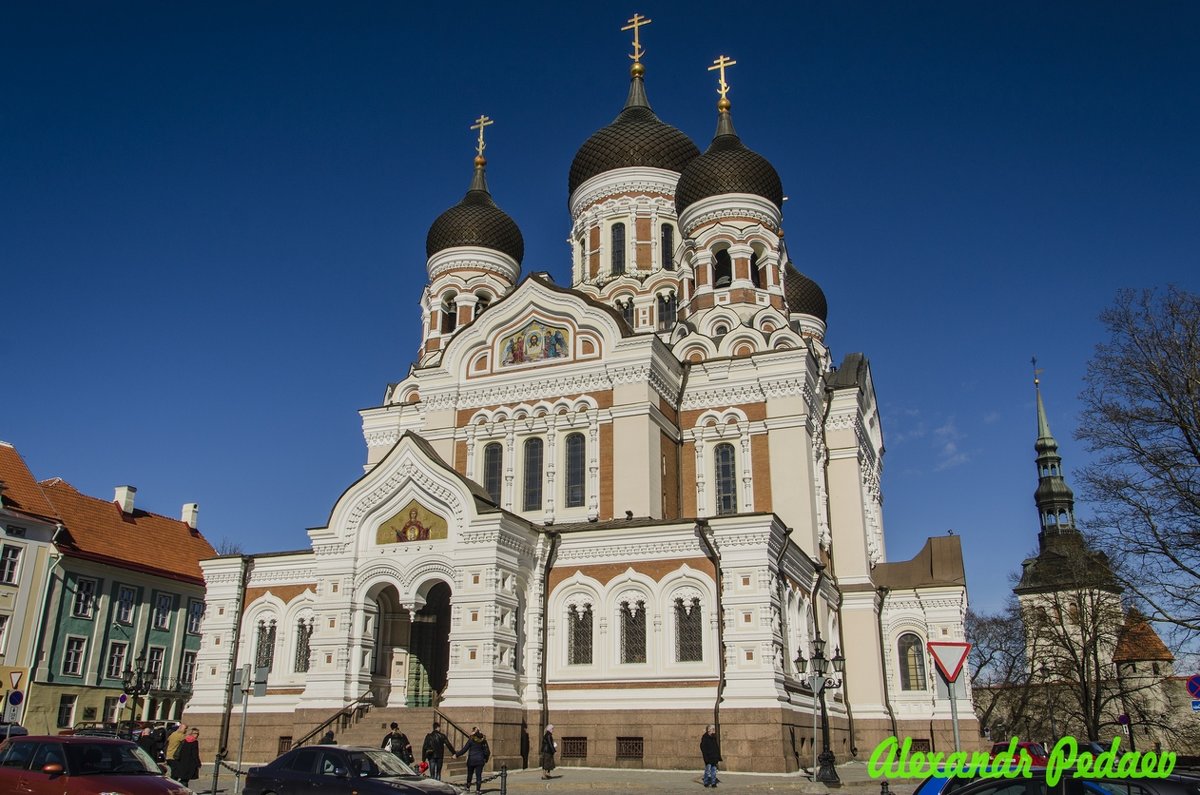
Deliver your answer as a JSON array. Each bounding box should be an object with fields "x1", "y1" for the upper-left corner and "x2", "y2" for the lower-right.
[
  {"x1": 539, "y1": 724, "x2": 557, "y2": 779},
  {"x1": 172, "y1": 728, "x2": 202, "y2": 788},
  {"x1": 455, "y1": 727, "x2": 490, "y2": 794},
  {"x1": 320, "y1": 730, "x2": 336, "y2": 744},
  {"x1": 165, "y1": 723, "x2": 187, "y2": 778},
  {"x1": 381, "y1": 722, "x2": 414, "y2": 764},
  {"x1": 136, "y1": 725, "x2": 156, "y2": 758},
  {"x1": 700, "y1": 724, "x2": 721, "y2": 788},
  {"x1": 421, "y1": 721, "x2": 454, "y2": 779}
]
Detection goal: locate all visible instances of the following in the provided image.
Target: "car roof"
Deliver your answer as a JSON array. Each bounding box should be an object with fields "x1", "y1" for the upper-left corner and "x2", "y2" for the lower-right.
[{"x1": 8, "y1": 735, "x2": 137, "y2": 744}]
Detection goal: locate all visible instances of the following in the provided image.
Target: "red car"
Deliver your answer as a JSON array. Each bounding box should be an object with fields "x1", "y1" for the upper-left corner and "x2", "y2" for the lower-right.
[
  {"x1": 0, "y1": 734, "x2": 192, "y2": 794},
  {"x1": 990, "y1": 740, "x2": 1049, "y2": 766}
]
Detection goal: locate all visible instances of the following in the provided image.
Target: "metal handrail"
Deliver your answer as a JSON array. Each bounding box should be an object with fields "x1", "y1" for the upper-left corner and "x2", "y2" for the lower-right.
[
  {"x1": 293, "y1": 691, "x2": 374, "y2": 747},
  {"x1": 434, "y1": 709, "x2": 473, "y2": 751}
]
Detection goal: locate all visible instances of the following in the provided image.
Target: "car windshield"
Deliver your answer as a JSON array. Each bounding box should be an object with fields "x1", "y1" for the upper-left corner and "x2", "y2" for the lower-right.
[
  {"x1": 344, "y1": 749, "x2": 419, "y2": 778},
  {"x1": 65, "y1": 742, "x2": 160, "y2": 775}
]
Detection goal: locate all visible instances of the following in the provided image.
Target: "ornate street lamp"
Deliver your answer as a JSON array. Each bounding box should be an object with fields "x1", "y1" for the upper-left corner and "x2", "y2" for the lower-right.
[
  {"x1": 122, "y1": 649, "x2": 153, "y2": 725},
  {"x1": 795, "y1": 630, "x2": 845, "y2": 784}
]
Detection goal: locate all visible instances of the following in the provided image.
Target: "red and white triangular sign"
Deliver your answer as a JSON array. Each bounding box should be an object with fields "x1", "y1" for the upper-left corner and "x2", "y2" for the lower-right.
[{"x1": 927, "y1": 641, "x2": 971, "y2": 683}]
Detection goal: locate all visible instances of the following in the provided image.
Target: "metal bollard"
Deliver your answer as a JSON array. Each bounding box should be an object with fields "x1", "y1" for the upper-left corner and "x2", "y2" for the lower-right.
[
  {"x1": 881, "y1": 780, "x2": 891, "y2": 795},
  {"x1": 500, "y1": 764, "x2": 507, "y2": 795}
]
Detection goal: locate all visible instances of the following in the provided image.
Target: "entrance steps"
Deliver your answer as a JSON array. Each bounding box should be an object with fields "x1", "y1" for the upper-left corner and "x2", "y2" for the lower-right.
[{"x1": 329, "y1": 707, "x2": 467, "y2": 780}]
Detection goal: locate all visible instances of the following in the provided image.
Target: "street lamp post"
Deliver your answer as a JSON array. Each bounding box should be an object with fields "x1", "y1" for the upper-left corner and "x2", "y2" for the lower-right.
[
  {"x1": 794, "y1": 631, "x2": 845, "y2": 785},
  {"x1": 122, "y1": 649, "x2": 153, "y2": 726}
]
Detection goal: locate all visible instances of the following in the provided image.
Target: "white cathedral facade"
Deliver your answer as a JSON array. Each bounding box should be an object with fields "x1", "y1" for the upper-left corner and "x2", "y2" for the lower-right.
[{"x1": 186, "y1": 46, "x2": 976, "y2": 773}]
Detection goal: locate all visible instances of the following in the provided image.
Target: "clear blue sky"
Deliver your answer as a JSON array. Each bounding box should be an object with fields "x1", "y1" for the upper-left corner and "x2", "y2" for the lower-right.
[{"x1": 4, "y1": 2, "x2": 1198, "y2": 615}]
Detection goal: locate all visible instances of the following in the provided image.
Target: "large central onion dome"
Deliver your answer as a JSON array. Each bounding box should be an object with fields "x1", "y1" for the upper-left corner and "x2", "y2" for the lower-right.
[
  {"x1": 568, "y1": 63, "x2": 700, "y2": 196},
  {"x1": 427, "y1": 156, "x2": 524, "y2": 264},
  {"x1": 676, "y1": 99, "x2": 783, "y2": 214}
]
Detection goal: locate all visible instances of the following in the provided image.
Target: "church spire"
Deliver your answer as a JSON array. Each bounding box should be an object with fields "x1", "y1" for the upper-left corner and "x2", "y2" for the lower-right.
[{"x1": 1032, "y1": 362, "x2": 1077, "y2": 542}]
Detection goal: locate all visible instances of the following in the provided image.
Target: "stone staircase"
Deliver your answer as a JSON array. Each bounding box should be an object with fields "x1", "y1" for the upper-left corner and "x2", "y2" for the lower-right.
[{"x1": 325, "y1": 707, "x2": 470, "y2": 782}]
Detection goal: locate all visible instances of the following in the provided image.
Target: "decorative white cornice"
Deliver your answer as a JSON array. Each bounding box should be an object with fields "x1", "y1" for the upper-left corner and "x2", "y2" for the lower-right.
[
  {"x1": 365, "y1": 429, "x2": 401, "y2": 448},
  {"x1": 426, "y1": 247, "x2": 520, "y2": 283},
  {"x1": 569, "y1": 167, "x2": 682, "y2": 220},
  {"x1": 681, "y1": 383, "x2": 765, "y2": 410},
  {"x1": 678, "y1": 193, "x2": 782, "y2": 237},
  {"x1": 422, "y1": 362, "x2": 680, "y2": 412}
]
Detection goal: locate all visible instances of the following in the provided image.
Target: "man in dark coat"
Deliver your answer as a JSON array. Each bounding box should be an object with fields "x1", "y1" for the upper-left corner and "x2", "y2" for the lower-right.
[
  {"x1": 381, "y1": 722, "x2": 413, "y2": 764},
  {"x1": 455, "y1": 727, "x2": 490, "y2": 793},
  {"x1": 700, "y1": 724, "x2": 721, "y2": 788},
  {"x1": 172, "y1": 728, "x2": 203, "y2": 788},
  {"x1": 421, "y1": 722, "x2": 454, "y2": 779}
]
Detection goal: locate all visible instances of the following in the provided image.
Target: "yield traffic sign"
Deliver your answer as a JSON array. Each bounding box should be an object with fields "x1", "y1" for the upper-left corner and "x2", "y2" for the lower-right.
[{"x1": 927, "y1": 641, "x2": 972, "y2": 683}]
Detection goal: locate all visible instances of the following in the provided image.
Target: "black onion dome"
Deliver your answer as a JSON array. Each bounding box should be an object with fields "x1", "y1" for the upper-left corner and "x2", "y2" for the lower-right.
[
  {"x1": 426, "y1": 159, "x2": 524, "y2": 263},
  {"x1": 568, "y1": 68, "x2": 700, "y2": 196},
  {"x1": 676, "y1": 108, "x2": 783, "y2": 214},
  {"x1": 784, "y1": 263, "x2": 827, "y2": 322}
]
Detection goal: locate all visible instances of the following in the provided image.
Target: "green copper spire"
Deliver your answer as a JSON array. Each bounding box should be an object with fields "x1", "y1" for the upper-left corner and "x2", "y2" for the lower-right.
[{"x1": 1031, "y1": 361, "x2": 1076, "y2": 542}]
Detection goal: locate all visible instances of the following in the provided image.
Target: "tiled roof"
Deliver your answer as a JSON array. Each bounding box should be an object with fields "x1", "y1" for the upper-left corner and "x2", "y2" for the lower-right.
[
  {"x1": 0, "y1": 442, "x2": 58, "y2": 521},
  {"x1": 1113, "y1": 611, "x2": 1174, "y2": 663},
  {"x1": 41, "y1": 479, "x2": 216, "y2": 584}
]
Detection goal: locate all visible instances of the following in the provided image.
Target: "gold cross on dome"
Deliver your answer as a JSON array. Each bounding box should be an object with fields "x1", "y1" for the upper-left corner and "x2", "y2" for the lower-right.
[
  {"x1": 470, "y1": 114, "x2": 494, "y2": 157},
  {"x1": 622, "y1": 13, "x2": 651, "y2": 63},
  {"x1": 709, "y1": 55, "x2": 737, "y2": 99}
]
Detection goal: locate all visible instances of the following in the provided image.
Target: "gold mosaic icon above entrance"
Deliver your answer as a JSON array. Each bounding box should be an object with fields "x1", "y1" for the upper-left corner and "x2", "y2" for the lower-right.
[{"x1": 376, "y1": 499, "x2": 448, "y2": 544}]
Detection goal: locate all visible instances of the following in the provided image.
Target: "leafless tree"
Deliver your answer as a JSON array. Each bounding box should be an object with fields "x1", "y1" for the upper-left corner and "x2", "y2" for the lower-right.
[{"x1": 215, "y1": 536, "x2": 245, "y2": 555}]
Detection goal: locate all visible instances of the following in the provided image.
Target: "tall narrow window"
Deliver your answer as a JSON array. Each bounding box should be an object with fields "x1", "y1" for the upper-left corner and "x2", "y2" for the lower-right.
[
  {"x1": 567, "y1": 603, "x2": 593, "y2": 665},
  {"x1": 661, "y1": 224, "x2": 675, "y2": 270},
  {"x1": 187, "y1": 600, "x2": 204, "y2": 634},
  {"x1": 714, "y1": 443, "x2": 738, "y2": 515},
  {"x1": 116, "y1": 586, "x2": 136, "y2": 625},
  {"x1": 523, "y1": 438, "x2": 544, "y2": 511},
  {"x1": 564, "y1": 433, "x2": 585, "y2": 508},
  {"x1": 620, "y1": 299, "x2": 634, "y2": 329},
  {"x1": 675, "y1": 597, "x2": 703, "y2": 662},
  {"x1": 611, "y1": 223, "x2": 626, "y2": 275},
  {"x1": 73, "y1": 578, "x2": 97, "y2": 618},
  {"x1": 483, "y1": 442, "x2": 503, "y2": 504},
  {"x1": 181, "y1": 651, "x2": 198, "y2": 685},
  {"x1": 440, "y1": 293, "x2": 457, "y2": 333},
  {"x1": 713, "y1": 249, "x2": 733, "y2": 288},
  {"x1": 106, "y1": 642, "x2": 128, "y2": 679},
  {"x1": 620, "y1": 600, "x2": 647, "y2": 663},
  {"x1": 295, "y1": 618, "x2": 314, "y2": 673},
  {"x1": 63, "y1": 637, "x2": 87, "y2": 676},
  {"x1": 255, "y1": 619, "x2": 277, "y2": 672},
  {"x1": 750, "y1": 252, "x2": 762, "y2": 288},
  {"x1": 474, "y1": 291, "x2": 491, "y2": 317},
  {"x1": 153, "y1": 593, "x2": 173, "y2": 630},
  {"x1": 146, "y1": 647, "x2": 164, "y2": 680},
  {"x1": 57, "y1": 695, "x2": 77, "y2": 728},
  {"x1": 657, "y1": 294, "x2": 677, "y2": 331},
  {"x1": 0, "y1": 545, "x2": 21, "y2": 584},
  {"x1": 898, "y1": 633, "x2": 927, "y2": 690}
]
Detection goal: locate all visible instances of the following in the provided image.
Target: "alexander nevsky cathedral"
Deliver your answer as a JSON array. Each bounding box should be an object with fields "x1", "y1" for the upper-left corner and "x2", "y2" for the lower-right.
[{"x1": 186, "y1": 18, "x2": 976, "y2": 773}]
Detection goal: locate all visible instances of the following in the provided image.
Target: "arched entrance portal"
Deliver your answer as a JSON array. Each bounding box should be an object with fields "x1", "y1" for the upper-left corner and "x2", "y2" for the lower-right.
[{"x1": 406, "y1": 582, "x2": 451, "y2": 707}]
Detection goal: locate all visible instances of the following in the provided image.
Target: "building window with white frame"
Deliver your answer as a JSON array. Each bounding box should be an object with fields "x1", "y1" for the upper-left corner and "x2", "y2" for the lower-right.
[
  {"x1": 564, "y1": 433, "x2": 585, "y2": 508},
  {"x1": 153, "y1": 593, "x2": 173, "y2": 630},
  {"x1": 181, "y1": 650, "x2": 197, "y2": 685},
  {"x1": 714, "y1": 443, "x2": 738, "y2": 515},
  {"x1": 256, "y1": 619, "x2": 277, "y2": 672},
  {"x1": 115, "y1": 585, "x2": 136, "y2": 625},
  {"x1": 146, "y1": 646, "x2": 164, "y2": 682},
  {"x1": 661, "y1": 224, "x2": 675, "y2": 271},
  {"x1": 72, "y1": 578, "x2": 97, "y2": 618},
  {"x1": 674, "y1": 597, "x2": 704, "y2": 662},
  {"x1": 105, "y1": 641, "x2": 128, "y2": 680},
  {"x1": 523, "y1": 437, "x2": 544, "y2": 511},
  {"x1": 567, "y1": 602, "x2": 593, "y2": 665},
  {"x1": 0, "y1": 545, "x2": 21, "y2": 584},
  {"x1": 0, "y1": 614, "x2": 8, "y2": 652},
  {"x1": 619, "y1": 600, "x2": 647, "y2": 664},
  {"x1": 295, "y1": 618, "x2": 314, "y2": 673},
  {"x1": 898, "y1": 633, "x2": 928, "y2": 691},
  {"x1": 63, "y1": 637, "x2": 87, "y2": 676},
  {"x1": 483, "y1": 442, "x2": 503, "y2": 504},
  {"x1": 103, "y1": 696, "x2": 121, "y2": 723},
  {"x1": 57, "y1": 694, "x2": 76, "y2": 728},
  {"x1": 187, "y1": 599, "x2": 204, "y2": 634}
]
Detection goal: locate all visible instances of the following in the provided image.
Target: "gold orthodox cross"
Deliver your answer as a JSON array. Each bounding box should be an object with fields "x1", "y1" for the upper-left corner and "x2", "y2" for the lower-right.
[
  {"x1": 709, "y1": 55, "x2": 737, "y2": 100},
  {"x1": 622, "y1": 13, "x2": 651, "y2": 62},
  {"x1": 471, "y1": 114, "x2": 494, "y2": 157}
]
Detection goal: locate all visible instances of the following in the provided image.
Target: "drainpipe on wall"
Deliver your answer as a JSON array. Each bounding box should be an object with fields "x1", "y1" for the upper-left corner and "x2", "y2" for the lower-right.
[
  {"x1": 695, "y1": 519, "x2": 724, "y2": 736},
  {"x1": 875, "y1": 586, "x2": 899, "y2": 739},
  {"x1": 539, "y1": 530, "x2": 560, "y2": 734},
  {"x1": 27, "y1": 530, "x2": 63, "y2": 726}
]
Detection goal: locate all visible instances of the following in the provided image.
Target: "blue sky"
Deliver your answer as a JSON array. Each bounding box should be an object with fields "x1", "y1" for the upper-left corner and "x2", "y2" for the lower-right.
[{"x1": 4, "y1": 2, "x2": 1198, "y2": 615}]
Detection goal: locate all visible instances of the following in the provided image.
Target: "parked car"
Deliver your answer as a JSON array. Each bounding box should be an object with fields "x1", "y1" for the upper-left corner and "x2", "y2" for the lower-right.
[
  {"x1": 0, "y1": 734, "x2": 192, "y2": 794},
  {"x1": 243, "y1": 745, "x2": 457, "y2": 795},
  {"x1": 0, "y1": 722, "x2": 28, "y2": 738},
  {"x1": 59, "y1": 721, "x2": 121, "y2": 738},
  {"x1": 991, "y1": 740, "x2": 1050, "y2": 767},
  {"x1": 949, "y1": 767, "x2": 1200, "y2": 795}
]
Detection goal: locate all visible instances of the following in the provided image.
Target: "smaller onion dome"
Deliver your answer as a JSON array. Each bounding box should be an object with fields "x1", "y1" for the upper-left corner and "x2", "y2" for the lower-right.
[
  {"x1": 676, "y1": 100, "x2": 783, "y2": 214},
  {"x1": 568, "y1": 63, "x2": 700, "y2": 197},
  {"x1": 426, "y1": 156, "x2": 524, "y2": 264},
  {"x1": 784, "y1": 263, "x2": 827, "y2": 322}
]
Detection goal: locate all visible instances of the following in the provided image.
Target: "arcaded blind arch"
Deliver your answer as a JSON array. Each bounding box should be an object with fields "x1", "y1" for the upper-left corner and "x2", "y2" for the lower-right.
[
  {"x1": 897, "y1": 632, "x2": 927, "y2": 690},
  {"x1": 565, "y1": 432, "x2": 586, "y2": 508},
  {"x1": 619, "y1": 599, "x2": 647, "y2": 664},
  {"x1": 714, "y1": 442, "x2": 738, "y2": 515},
  {"x1": 611, "y1": 222, "x2": 626, "y2": 275},
  {"x1": 483, "y1": 442, "x2": 503, "y2": 504},
  {"x1": 523, "y1": 437, "x2": 544, "y2": 510},
  {"x1": 567, "y1": 602, "x2": 593, "y2": 665},
  {"x1": 674, "y1": 596, "x2": 703, "y2": 662}
]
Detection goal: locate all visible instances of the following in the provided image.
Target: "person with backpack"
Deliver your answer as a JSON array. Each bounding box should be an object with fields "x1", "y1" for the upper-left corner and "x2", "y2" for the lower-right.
[
  {"x1": 381, "y1": 722, "x2": 413, "y2": 764},
  {"x1": 421, "y1": 721, "x2": 454, "y2": 779},
  {"x1": 455, "y1": 727, "x2": 490, "y2": 793}
]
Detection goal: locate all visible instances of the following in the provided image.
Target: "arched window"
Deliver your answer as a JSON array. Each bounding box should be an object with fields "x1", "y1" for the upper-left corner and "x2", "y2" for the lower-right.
[
  {"x1": 564, "y1": 433, "x2": 585, "y2": 508},
  {"x1": 523, "y1": 437, "x2": 544, "y2": 511},
  {"x1": 255, "y1": 619, "x2": 277, "y2": 672},
  {"x1": 661, "y1": 224, "x2": 675, "y2": 271},
  {"x1": 713, "y1": 249, "x2": 733, "y2": 288},
  {"x1": 567, "y1": 603, "x2": 593, "y2": 665},
  {"x1": 483, "y1": 442, "x2": 503, "y2": 504},
  {"x1": 675, "y1": 597, "x2": 703, "y2": 662},
  {"x1": 440, "y1": 293, "x2": 457, "y2": 333},
  {"x1": 897, "y1": 633, "x2": 927, "y2": 690},
  {"x1": 294, "y1": 618, "x2": 314, "y2": 673},
  {"x1": 611, "y1": 223, "x2": 626, "y2": 275},
  {"x1": 657, "y1": 293, "x2": 677, "y2": 331},
  {"x1": 474, "y1": 292, "x2": 491, "y2": 317},
  {"x1": 750, "y1": 252, "x2": 762, "y2": 288},
  {"x1": 619, "y1": 299, "x2": 635, "y2": 329},
  {"x1": 620, "y1": 600, "x2": 647, "y2": 663},
  {"x1": 714, "y1": 443, "x2": 738, "y2": 515}
]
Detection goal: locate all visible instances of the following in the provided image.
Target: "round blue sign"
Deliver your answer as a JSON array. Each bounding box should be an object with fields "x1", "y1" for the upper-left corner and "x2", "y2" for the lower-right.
[
  {"x1": 1187, "y1": 674, "x2": 1200, "y2": 698},
  {"x1": 7, "y1": 691, "x2": 22, "y2": 706}
]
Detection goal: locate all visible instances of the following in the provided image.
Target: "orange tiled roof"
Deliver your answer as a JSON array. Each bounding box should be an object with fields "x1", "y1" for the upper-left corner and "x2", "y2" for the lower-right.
[
  {"x1": 1113, "y1": 612, "x2": 1174, "y2": 662},
  {"x1": 0, "y1": 442, "x2": 59, "y2": 522},
  {"x1": 41, "y1": 479, "x2": 216, "y2": 584}
]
